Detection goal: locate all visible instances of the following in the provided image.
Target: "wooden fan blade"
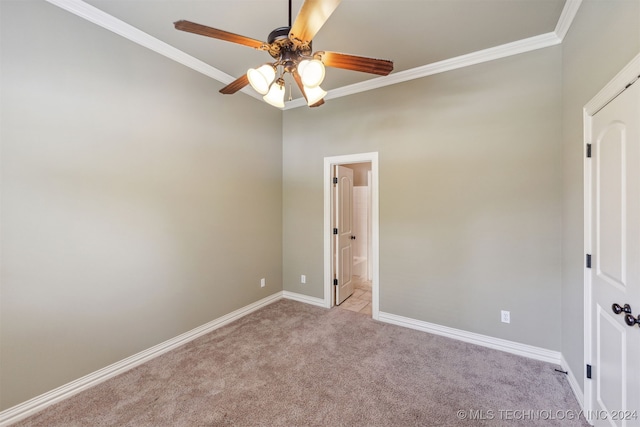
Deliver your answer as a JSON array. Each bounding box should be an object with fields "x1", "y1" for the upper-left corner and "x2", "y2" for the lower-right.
[
  {"x1": 292, "y1": 70, "x2": 308, "y2": 102},
  {"x1": 292, "y1": 71, "x2": 325, "y2": 107},
  {"x1": 174, "y1": 20, "x2": 268, "y2": 50},
  {"x1": 315, "y1": 51, "x2": 393, "y2": 76},
  {"x1": 289, "y1": 0, "x2": 341, "y2": 47},
  {"x1": 219, "y1": 74, "x2": 249, "y2": 95}
]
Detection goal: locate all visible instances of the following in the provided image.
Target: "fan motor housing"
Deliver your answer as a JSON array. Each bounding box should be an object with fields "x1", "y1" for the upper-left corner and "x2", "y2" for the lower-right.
[
  {"x1": 267, "y1": 26, "x2": 290, "y2": 44},
  {"x1": 267, "y1": 26, "x2": 312, "y2": 59}
]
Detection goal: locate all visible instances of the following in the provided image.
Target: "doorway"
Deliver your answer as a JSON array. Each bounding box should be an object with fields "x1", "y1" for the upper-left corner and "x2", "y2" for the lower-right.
[
  {"x1": 583, "y1": 53, "x2": 640, "y2": 424},
  {"x1": 335, "y1": 162, "x2": 372, "y2": 314},
  {"x1": 324, "y1": 152, "x2": 379, "y2": 319}
]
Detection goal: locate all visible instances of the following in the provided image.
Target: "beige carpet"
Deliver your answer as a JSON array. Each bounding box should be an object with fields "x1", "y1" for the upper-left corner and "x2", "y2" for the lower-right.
[{"x1": 13, "y1": 299, "x2": 588, "y2": 426}]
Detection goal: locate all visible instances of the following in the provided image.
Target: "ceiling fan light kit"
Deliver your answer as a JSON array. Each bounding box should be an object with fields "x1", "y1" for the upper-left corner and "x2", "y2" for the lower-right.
[
  {"x1": 297, "y1": 59, "x2": 325, "y2": 88},
  {"x1": 263, "y1": 77, "x2": 287, "y2": 108},
  {"x1": 247, "y1": 59, "x2": 325, "y2": 109},
  {"x1": 174, "y1": 0, "x2": 393, "y2": 109},
  {"x1": 247, "y1": 64, "x2": 277, "y2": 95},
  {"x1": 303, "y1": 85, "x2": 327, "y2": 106}
]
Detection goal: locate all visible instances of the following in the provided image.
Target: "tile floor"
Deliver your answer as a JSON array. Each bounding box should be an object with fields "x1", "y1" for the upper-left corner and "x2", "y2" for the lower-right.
[{"x1": 336, "y1": 277, "x2": 372, "y2": 316}]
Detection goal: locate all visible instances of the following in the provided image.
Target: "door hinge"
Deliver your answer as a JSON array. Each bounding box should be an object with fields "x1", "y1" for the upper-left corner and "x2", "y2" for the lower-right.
[
  {"x1": 333, "y1": 177, "x2": 338, "y2": 185},
  {"x1": 586, "y1": 143, "x2": 592, "y2": 158},
  {"x1": 333, "y1": 278, "x2": 338, "y2": 286},
  {"x1": 586, "y1": 254, "x2": 592, "y2": 269},
  {"x1": 333, "y1": 228, "x2": 338, "y2": 235},
  {"x1": 586, "y1": 364, "x2": 592, "y2": 379}
]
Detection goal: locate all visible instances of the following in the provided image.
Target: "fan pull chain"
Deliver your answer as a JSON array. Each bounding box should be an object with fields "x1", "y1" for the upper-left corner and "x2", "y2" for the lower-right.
[{"x1": 288, "y1": 84, "x2": 293, "y2": 101}]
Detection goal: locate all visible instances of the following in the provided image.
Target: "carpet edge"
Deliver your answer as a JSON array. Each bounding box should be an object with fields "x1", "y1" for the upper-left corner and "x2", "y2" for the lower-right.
[{"x1": 0, "y1": 292, "x2": 284, "y2": 427}]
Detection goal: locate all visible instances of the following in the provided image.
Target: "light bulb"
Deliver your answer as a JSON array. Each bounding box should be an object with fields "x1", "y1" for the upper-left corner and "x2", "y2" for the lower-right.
[
  {"x1": 263, "y1": 79, "x2": 285, "y2": 108},
  {"x1": 303, "y1": 85, "x2": 327, "y2": 106},
  {"x1": 298, "y1": 59, "x2": 325, "y2": 88},
  {"x1": 247, "y1": 64, "x2": 276, "y2": 95}
]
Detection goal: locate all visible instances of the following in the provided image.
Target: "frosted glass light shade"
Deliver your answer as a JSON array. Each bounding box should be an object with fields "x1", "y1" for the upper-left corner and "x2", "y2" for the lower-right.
[
  {"x1": 247, "y1": 64, "x2": 276, "y2": 95},
  {"x1": 263, "y1": 81, "x2": 285, "y2": 108},
  {"x1": 297, "y1": 59, "x2": 325, "y2": 88},
  {"x1": 303, "y1": 85, "x2": 327, "y2": 106}
]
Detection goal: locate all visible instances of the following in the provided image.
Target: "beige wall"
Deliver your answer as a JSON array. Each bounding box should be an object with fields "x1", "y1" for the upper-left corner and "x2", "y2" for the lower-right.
[
  {"x1": 560, "y1": 0, "x2": 640, "y2": 393},
  {"x1": 0, "y1": 1, "x2": 282, "y2": 409},
  {"x1": 283, "y1": 47, "x2": 563, "y2": 350}
]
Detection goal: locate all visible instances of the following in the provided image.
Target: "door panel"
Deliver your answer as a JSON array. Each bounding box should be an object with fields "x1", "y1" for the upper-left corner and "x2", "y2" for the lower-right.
[
  {"x1": 590, "y1": 81, "x2": 640, "y2": 427},
  {"x1": 597, "y1": 123, "x2": 625, "y2": 288},
  {"x1": 596, "y1": 305, "x2": 625, "y2": 416},
  {"x1": 335, "y1": 165, "x2": 354, "y2": 305}
]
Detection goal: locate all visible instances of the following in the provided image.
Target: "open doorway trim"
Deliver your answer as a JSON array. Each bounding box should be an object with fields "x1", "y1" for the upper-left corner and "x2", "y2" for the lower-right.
[
  {"x1": 582, "y1": 52, "x2": 640, "y2": 419},
  {"x1": 324, "y1": 152, "x2": 379, "y2": 319}
]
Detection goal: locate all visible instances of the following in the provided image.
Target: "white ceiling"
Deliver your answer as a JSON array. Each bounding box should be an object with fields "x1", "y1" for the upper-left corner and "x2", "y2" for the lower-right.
[{"x1": 51, "y1": 0, "x2": 579, "y2": 108}]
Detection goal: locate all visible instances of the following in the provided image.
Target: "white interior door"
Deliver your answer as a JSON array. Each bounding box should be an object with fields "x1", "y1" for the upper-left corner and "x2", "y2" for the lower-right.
[
  {"x1": 334, "y1": 165, "x2": 354, "y2": 305},
  {"x1": 589, "y1": 80, "x2": 640, "y2": 426}
]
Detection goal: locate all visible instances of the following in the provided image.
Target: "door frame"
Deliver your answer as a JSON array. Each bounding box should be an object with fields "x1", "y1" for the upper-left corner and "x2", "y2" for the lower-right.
[
  {"x1": 583, "y1": 52, "x2": 640, "y2": 419},
  {"x1": 324, "y1": 152, "x2": 379, "y2": 318}
]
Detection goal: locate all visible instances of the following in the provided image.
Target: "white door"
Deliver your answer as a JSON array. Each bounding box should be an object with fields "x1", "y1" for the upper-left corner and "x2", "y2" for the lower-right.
[
  {"x1": 589, "y1": 80, "x2": 640, "y2": 426},
  {"x1": 334, "y1": 165, "x2": 354, "y2": 305}
]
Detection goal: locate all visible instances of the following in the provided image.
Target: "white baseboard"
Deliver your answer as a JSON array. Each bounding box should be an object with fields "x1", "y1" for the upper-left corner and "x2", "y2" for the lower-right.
[
  {"x1": 0, "y1": 292, "x2": 283, "y2": 427},
  {"x1": 1, "y1": 294, "x2": 583, "y2": 426},
  {"x1": 378, "y1": 311, "x2": 562, "y2": 365},
  {"x1": 282, "y1": 290, "x2": 328, "y2": 308},
  {"x1": 561, "y1": 354, "x2": 585, "y2": 411},
  {"x1": 378, "y1": 311, "x2": 590, "y2": 416}
]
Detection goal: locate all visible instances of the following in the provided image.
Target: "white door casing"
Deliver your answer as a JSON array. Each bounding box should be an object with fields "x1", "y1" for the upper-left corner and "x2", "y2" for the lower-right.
[
  {"x1": 334, "y1": 165, "x2": 355, "y2": 305},
  {"x1": 367, "y1": 170, "x2": 373, "y2": 281},
  {"x1": 585, "y1": 54, "x2": 640, "y2": 426},
  {"x1": 323, "y1": 152, "x2": 379, "y2": 318}
]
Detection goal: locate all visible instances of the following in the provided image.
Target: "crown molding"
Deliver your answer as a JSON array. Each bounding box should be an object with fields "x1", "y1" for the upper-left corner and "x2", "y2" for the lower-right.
[
  {"x1": 44, "y1": 0, "x2": 262, "y2": 101},
  {"x1": 554, "y1": 0, "x2": 583, "y2": 41},
  {"x1": 47, "y1": 0, "x2": 580, "y2": 110},
  {"x1": 286, "y1": 0, "x2": 580, "y2": 110},
  {"x1": 284, "y1": 31, "x2": 561, "y2": 110}
]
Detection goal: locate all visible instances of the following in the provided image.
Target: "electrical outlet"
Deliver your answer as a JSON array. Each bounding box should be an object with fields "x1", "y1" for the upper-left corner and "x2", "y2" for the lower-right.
[
  {"x1": 301, "y1": 275, "x2": 306, "y2": 284},
  {"x1": 260, "y1": 278, "x2": 265, "y2": 288},
  {"x1": 501, "y1": 310, "x2": 510, "y2": 324}
]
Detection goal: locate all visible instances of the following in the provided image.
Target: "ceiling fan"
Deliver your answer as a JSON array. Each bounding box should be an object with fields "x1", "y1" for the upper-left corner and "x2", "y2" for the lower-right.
[{"x1": 174, "y1": 0, "x2": 393, "y2": 108}]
